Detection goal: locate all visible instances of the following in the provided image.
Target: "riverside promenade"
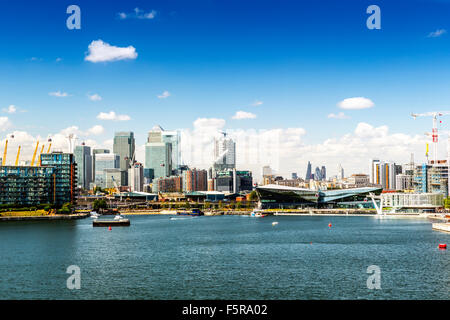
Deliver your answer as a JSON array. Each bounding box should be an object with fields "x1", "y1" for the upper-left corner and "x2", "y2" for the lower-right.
[{"x1": 0, "y1": 213, "x2": 90, "y2": 222}]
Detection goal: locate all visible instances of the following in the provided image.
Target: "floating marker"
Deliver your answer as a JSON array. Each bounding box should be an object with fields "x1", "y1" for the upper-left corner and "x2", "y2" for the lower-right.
[
  {"x1": 108, "y1": 226, "x2": 112, "y2": 231},
  {"x1": 328, "y1": 223, "x2": 332, "y2": 228},
  {"x1": 438, "y1": 243, "x2": 447, "y2": 249}
]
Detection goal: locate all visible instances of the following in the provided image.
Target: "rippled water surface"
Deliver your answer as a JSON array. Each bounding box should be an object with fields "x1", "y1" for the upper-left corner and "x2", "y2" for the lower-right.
[{"x1": 0, "y1": 215, "x2": 448, "y2": 299}]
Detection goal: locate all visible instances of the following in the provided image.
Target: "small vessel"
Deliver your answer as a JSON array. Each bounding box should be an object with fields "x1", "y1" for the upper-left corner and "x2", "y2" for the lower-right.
[
  {"x1": 93, "y1": 214, "x2": 130, "y2": 227},
  {"x1": 90, "y1": 211, "x2": 100, "y2": 219},
  {"x1": 272, "y1": 221, "x2": 279, "y2": 226},
  {"x1": 250, "y1": 209, "x2": 267, "y2": 217},
  {"x1": 177, "y1": 209, "x2": 204, "y2": 216}
]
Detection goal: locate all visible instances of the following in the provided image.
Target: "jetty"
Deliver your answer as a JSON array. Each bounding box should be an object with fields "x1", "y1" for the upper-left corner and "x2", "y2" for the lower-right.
[{"x1": 432, "y1": 223, "x2": 450, "y2": 233}]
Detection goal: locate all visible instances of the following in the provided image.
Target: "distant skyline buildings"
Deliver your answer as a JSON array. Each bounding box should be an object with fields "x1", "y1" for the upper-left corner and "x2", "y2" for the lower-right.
[
  {"x1": 213, "y1": 134, "x2": 236, "y2": 172},
  {"x1": 74, "y1": 144, "x2": 92, "y2": 190},
  {"x1": 113, "y1": 131, "x2": 135, "y2": 186},
  {"x1": 145, "y1": 125, "x2": 173, "y2": 181}
]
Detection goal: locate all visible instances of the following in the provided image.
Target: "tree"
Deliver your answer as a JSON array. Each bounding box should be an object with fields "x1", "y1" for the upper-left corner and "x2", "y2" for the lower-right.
[
  {"x1": 249, "y1": 191, "x2": 259, "y2": 201},
  {"x1": 93, "y1": 199, "x2": 108, "y2": 212}
]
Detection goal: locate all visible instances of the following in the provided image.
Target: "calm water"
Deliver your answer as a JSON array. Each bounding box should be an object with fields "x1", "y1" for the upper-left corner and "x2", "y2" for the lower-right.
[{"x1": 0, "y1": 215, "x2": 448, "y2": 300}]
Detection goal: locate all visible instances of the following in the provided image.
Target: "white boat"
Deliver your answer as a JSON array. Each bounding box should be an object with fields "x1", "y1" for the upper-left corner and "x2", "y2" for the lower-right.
[
  {"x1": 114, "y1": 214, "x2": 126, "y2": 221},
  {"x1": 90, "y1": 211, "x2": 100, "y2": 218},
  {"x1": 250, "y1": 209, "x2": 267, "y2": 217}
]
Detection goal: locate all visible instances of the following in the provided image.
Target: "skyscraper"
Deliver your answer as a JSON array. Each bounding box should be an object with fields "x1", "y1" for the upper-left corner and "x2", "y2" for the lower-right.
[
  {"x1": 338, "y1": 164, "x2": 344, "y2": 180},
  {"x1": 305, "y1": 161, "x2": 312, "y2": 181},
  {"x1": 94, "y1": 153, "x2": 120, "y2": 188},
  {"x1": 320, "y1": 166, "x2": 326, "y2": 181},
  {"x1": 128, "y1": 162, "x2": 144, "y2": 192},
  {"x1": 92, "y1": 149, "x2": 110, "y2": 183},
  {"x1": 145, "y1": 125, "x2": 172, "y2": 181},
  {"x1": 113, "y1": 132, "x2": 135, "y2": 186},
  {"x1": 314, "y1": 167, "x2": 322, "y2": 181},
  {"x1": 213, "y1": 134, "x2": 236, "y2": 172},
  {"x1": 161, "y1": 130, "x2": 181, "y2": 171},
  {"x1": 74, "y1": 144, "x2": 92, "y2": 190}
]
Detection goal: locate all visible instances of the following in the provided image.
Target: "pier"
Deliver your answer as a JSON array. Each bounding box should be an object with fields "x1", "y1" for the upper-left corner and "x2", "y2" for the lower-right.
[{"x1": 432, "y1": 223, "x2": 450, "y2": 233}]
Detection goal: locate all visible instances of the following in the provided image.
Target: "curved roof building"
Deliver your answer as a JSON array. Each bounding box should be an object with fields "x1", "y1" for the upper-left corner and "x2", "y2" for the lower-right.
[{"x1": 256, "y1": 184, "x2": 382, "y2": 208}]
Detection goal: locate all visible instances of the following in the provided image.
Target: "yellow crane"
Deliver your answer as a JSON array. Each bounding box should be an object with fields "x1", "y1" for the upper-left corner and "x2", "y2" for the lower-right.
[
  {"x1": 30, "y1": 141, "x2": 39, "y2": 166},
  {"x1": 15, "y1": 146, "x2": 21, "y2": 166},
  {"x1": 2, "y1": 139, "x2": 7, "y2": 166},
  {"x1": 37, "y1": 144, "x2": 45, "y2": 166}
]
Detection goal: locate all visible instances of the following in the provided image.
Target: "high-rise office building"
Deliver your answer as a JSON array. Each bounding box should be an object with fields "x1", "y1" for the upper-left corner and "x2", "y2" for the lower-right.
[
  {"x1": 74, "y1": 144, "x2": 92, "y2": 190},
  {"x1": 314, "y1": 167, "x2": 322, "y2": 181},
  {"x1": 182, "y1": 169, "x2": 208, "y2": 192},
  {"x1": 145, "y1": 125, "x2": 172, "y2": 181},
  {"x1": 94, "y1": 153, "x2": 120, "y2": 188},
  {"x1": 113, "y1": 132, "x2": 135, "y2": 186},
  {"x1": 338, "y1": 164, "x2": 344, "y2": 180},
  {"x1": 320, "y1": 166, "x2": 326, "y2": 181},
  {"x1": 213, "y1": 134, "x2": 236, "y2": 172},
  {"x1": 161, "y1": 130, "x2": 181, "y2": 171},
  {"x1": 305, "y1": 161, "x2": 312, "y2": 181},
  {"x1": 92, "y1": 149, "x2": 109, "y2": 179},
  {"x1": 129, "y1": 162, "x2": 144, "y2": 192}
]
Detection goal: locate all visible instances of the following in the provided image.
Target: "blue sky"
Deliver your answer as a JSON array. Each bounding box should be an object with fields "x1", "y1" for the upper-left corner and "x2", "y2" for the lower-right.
[{"x1": 1, "y1": 0, "x2": 450, "y2": 177}]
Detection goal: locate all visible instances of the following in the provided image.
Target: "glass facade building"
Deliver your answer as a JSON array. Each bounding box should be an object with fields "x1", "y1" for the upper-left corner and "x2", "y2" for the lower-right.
[
  {"x1": 113, "y1": 132, "x2": 135, "y2": 186},
  {"x1": 94, "y1": 153, "x2": 120, "y2": 188},
  {"x1": 74, "y1": 144, "x2": 92, "y2": 190},
  {"x1": 145, "y1": 126, "x2": 172, "y2": 181}
]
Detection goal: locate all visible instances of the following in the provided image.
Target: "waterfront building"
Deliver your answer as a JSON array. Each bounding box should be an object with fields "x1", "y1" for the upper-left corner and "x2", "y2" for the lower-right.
[
  {"x1": 262, "y1": 165, "x2": 272, "y2": 176},
  {"x1": 128, "y1": 162, "x2": 144, "y2": 192},
  {"x1": 381, "y1": 192, "x2": 443, "y2": 212},
  {"x1": 292, "y1": 173, "x2": 298, "y2": 180},
  {"x1": 256, "y1": 184, "x2": 382, "y2": 209},
  {"x1": 94, "y1": 153, "x2": 120, "y2": 188},
  {"x1": 182, "y1": 168, "x2": 208, "y2": 192},
  {"x1": 40, "y1": 152, "x2": 78, "y2": 206},
  {"x1": 113, "y1": 132, "x2": 135, "y2": 186},
  {"x1": 413, "y1": 161, "x2": 448, "y2": 195},
  {"x1": 145, "y1": 126, "x2": 172, "y2": 181},
  {"x1": 215, "y1": 169, "x2": 252, "y2": 193},
  {"x1": 370, "y1": 159, "x2": 401, "y2": 190},
  {"x1": 213, "y1": 134, "x2": 236, "y2": 172},
  {"x1": 153, "y1": 176, "x2": 182, "y2": 193},
  {"x1": 74, "y1": 144, "x2": 92, "y2": 190}
]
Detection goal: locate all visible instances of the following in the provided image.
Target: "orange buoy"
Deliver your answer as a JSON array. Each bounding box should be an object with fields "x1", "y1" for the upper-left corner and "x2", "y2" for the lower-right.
[
  {"x1": 438, "y1": 244, "x2": 447, "y2": 249},
  {"x1": 328, "y1": 223, "x2": 332, "y2": 228},
  {"x1": 108, "y1": 226, "x2": 112, "y2": 231}
]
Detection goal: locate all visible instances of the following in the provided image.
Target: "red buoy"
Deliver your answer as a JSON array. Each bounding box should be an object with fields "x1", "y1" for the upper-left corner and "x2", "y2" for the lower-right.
[
  {"x1": 438, "y1": 244, "x2": 447, "y2": 249},
  {"x1": 108, "y1": 226, "x2": 112, "y2": 231},
  {"x1": 328, "y1": 223, "x2": 332, "y2": 228}
]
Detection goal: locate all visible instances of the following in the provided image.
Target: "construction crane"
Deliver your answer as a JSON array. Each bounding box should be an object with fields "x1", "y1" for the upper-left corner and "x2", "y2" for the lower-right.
[
  {"x1": 111, "y1": 175, "x2": 123, "y2": 201},
  {"x1": 411, "y1": 111, "x2": 450, "y2": 164},
  {"x1": 30, "y1": 140, "x2": 39, "y2": 166},
  {"x1": 15, "y1": 146, "x2": 21, "y2": 166}
]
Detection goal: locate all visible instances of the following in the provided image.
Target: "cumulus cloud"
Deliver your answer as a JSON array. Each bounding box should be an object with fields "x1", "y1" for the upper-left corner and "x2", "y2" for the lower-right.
[
  {"x1": 157, "y1": 90, "x2": 170, "y2": 99},
  {"x1": 2, "y1": 105, "x2": 17, "y2": 114},
  {"x1": 428, "y1": 29, "x2": 447, "y2": 38},
  {"x1": 328, "y1": 112, "x2": 349, "y2": 119},
  {"x1": 49, "y1": 91, "x2": 70, "y2": 97},
  {"x1": 88, "y1": 93, "x2": 102, "y2": 101},
  {"x1": 0, "y1": 117, "x2": 12, "y2": 131},
  {"x1": 96, "y1": 111, "x2": 131, "y2": 121},
  {"x1": 232, "y1": 111, "x2": 257, "y2": 120},
  {"x1": 85, "y1": 40, "x2": 138, "y2": 63},
  {"x1": 118, "y1": 8, "x2": 157, "y2": 20},
  {"x1": 86, "y1": 125, "x2": 105, "y2": 136},
  {"x1": 337, "y1": 97, "x2": 374, "y2": 110}
]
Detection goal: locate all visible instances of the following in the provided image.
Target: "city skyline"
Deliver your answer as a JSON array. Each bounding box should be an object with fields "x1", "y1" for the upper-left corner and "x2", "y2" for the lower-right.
[{"x1": 2, "y1": 0, "x2": 450, "y2": 178}]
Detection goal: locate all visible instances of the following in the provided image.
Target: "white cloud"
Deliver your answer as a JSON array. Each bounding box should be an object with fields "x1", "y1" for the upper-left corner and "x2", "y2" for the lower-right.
[
  {"x1": 118, "y1": 8, "x2": 157, "y2": 20},
  {"x1": 252, "y1": 100, "x2": 263, "y2": 107},
  {"x1": 88, "y1": 93, "x2": 102, "y2": 101},
  {"x1": 337, "y1": 97, "x2": 374, "y2": 110},
  {"x1": 49, "y1": 91, "x2": 70, "y2": 98},
  {"x1": 428, "y1": 29, "x2": 447, "y2": 38},
  {"x1": 232, "y1": 111, "x2": 257, "y2": 120},
  {"x1": 328, "y1": 112, "x2": 349, "y2": 119},
  {"x1": 157, "y1": 90, "x2": 170, "y2": 99},
  {"x1": 85, "y1": 40, "x2": 138, "y2": 63},
  {"x1": 2, "y1": 105, "x2": 17, "y2": 114},
  {"x1": 0, "y1": 117, "x2": 12, "y2": 131},
  {"x1": 86, "y1": 125, "x2": 105, "y2": 136},
  {"x1": 97, "y1": 111, "x2": 131, "y2": 121}
]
